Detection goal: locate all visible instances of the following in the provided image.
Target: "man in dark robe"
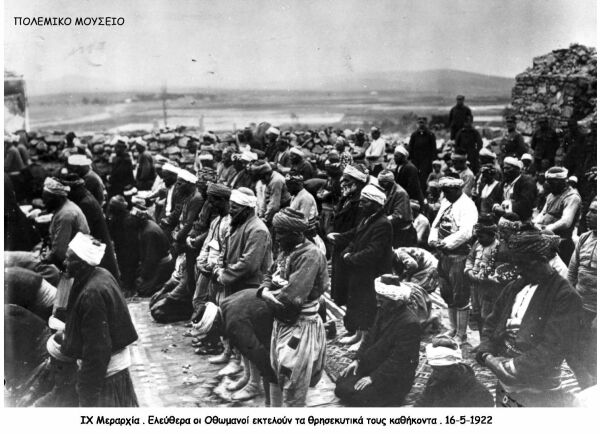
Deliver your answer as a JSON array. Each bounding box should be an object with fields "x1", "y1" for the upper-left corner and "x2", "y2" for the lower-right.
[
  {"x1": 107, "y1": 139, "x2": 134, "y2": 199},
  {"x1": 61, "y1": 232, "x2": 139, "y2": 407},
  {"x1": 329, "y1": 184, "x2": 393, "y2": 351},
  {"x1": 408, "y1": 116, "x2": 437, "y2": 191}
]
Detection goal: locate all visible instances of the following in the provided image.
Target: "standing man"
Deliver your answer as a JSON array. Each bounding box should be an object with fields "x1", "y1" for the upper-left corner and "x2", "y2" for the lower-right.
[
  {"x1": 252, "y1": 161, "x2": 291, "y2": 227},
  {"x1": 428, "y1": 177, "x2": 478, "y2": 346},
  {"x1": 286, "y1": 172, "x2": 317, "y2": 220},
  {"x1": 67, "y1": 154, "x2": 105, "y2": 206},
  {"x1": 365, "y1": 127, "x2": 386, "y2": 176},
  {"x1": 215, "y1": 188, "x2": 273, "y2": 296},
  {"x1": 41, "y1": 177, "x2": 90, "y2": 268},
  {"x1": 498, "y1": 115, "x2": 527, "y2": 160},
  {"x1": 408, "y1": 117, "x2": 437, "y2": 191},
  {"x1": 450, "y1": 149, "x2": 476, "y2": 198},
  {"x1": 328, "y1": 185, "x2": 393, "y2": 351},
  {"x1": 258, "y1": 208, "x2": 328, "y2": 407},
  {"x1": 448, "y1": 95, "x2": 472, "y2": 140},
  {"x1": 107, "y1": 195, "x2": 139, "y2": 296},
  {"x1": 455, "y1": 114, "x2": 483, "y2": 174},
  {"x1": 531, "y1": 116, "x2": 560, "y2": 172},
  {"x1": 392, "y1": 145, "x2": 424, "y2": 206},
  {"x1": 377, "y1": 170, "x2": 414, "y2": 248},
  {"x1": 61, "y1": 233, "x2": 139, "y2": 407},
  {"x1": 497, "y1": 157, "x2": 537, "y2": 222},
  {"x1": 535, "y1": 167, "x2": 581, "y2": 264},
  {"x1": 108, "y1": 138, "x2": 135, "y2": 199},
  {"x1": 63, "y1": 174, "x2": 120, "y2": 281},
  {"x1": 134, "y1": 138, "x2": 156, "y2": 190}
]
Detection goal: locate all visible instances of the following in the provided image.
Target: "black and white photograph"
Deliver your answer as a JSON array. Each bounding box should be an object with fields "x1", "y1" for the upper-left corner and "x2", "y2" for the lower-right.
[{"x1": 2, "y1": 0, "x2": 597, "y2": 414}]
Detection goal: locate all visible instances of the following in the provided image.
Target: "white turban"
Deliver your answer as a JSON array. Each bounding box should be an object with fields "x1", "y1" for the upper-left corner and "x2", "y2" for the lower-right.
[
  {"x1": 266, "y1": 126, "x2": 280, "y2": 136},
  {"x1": 545, "y1": 166, "x2": 569, "y2": 180},
  {"x1": 68, "y1": 232, "x2": 106, "y2": 266},
  {"x1": 46, "y1": 333, "x2": 74, "y2": 363},
  {"x1": 192, "y1": 302, "x2": 220, "y2": 337},
  {"x1": 67, "y1": 154, "x2": 92, "y2": 166},
  {"x1": 162, "y1": 163, "x2": 180, "y2": 175},
  {"x1": 230, "y1": 187, "x2": 257, "y2": 208},
  {"x1": 239, "y1": 151, "x2": 258, "y2": 162},
  {"x1": 520, "y1": 153, "x2": 533, "y2": 161},
  {"x1": 479, "y1": 147, "x2": 496, "y2": 159},
  {"x1": 289, "y1": 147, "x2": 305, "y2": 157},
  {"x1": 134, "y1": 137, "x2": 147, "y2": 147},
  {"x1": 394, "y1": 145, "x2": 409, "y2": 156},
  {"x1": 503, "y1": 156, "x2": 523, "y2": 170},
  {"x1": 43, "y1": 177, "x2": 70, "y2": 197},
  {"x1": 360, "y1": 184, "x2": 386, "y2": 206},
  {"x1": 425, "y1": 343, "x2": 463, "y2": 366},
  {"x1": 178, "y1": 169, "x2": 198, "y2": 184},
  {"x1": 343, "y1": 165, "x2": 368, "y2": 183},
  {"x1": 438, "y1": 176, "x2": 464, "y2": 188}
]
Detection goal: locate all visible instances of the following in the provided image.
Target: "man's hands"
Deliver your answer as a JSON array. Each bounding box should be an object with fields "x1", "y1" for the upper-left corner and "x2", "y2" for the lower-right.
[
  {"x1": 354, "y1": 376, "x2": 373, "y2": 391},
  {"x1": 485, "y1": 355, "x2": 518, "y2": 385},
  {"x1": 340, "y1": 360, "x2": 359, "y2": 377},
  {"x1": 260, "y1": 288, "x2": 284, "y2": 307}
]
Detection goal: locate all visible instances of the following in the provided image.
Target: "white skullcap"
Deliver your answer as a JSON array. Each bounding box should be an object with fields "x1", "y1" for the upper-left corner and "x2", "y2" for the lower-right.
[
  {"x1": 266, "y1": 126, "x2": 280, "y2": 136},
  {"x1": 503, "y1": 156, "x2": 523, "y2": 170},
  {"x1": 67, "y1": 154, "x2": 92, "y2": 166},
  {"x1": 198, "y1": 153, "x2": 214, "y2": 161},
  {"x1": 68, "y1": 232, "x2": 106, "y2": 266},
  {"x1": 375, "y1": 281, "x2": 412, "y2": 301},
  {"x1": 568, "y1": 175, "x2": 578, "y2": 183},
  {"x1": 394, "y1": 145, "x2": 409, "y2": 156},
  {"x1": 289, "y1": 147, "x2": 305, "y2": 157},
  {"x1": 192, "y1": 302, "x2": 220, "y2": 337},
  {"x1": 230, "y1": 187, "x2": 257, "y2": 208},
  {"x1": 438, "y1": 176, "x2": 464, "y2": 188},
  {"x1": 178, "y1": 169, "x2": 198, "y2": 184},
  {"x1": 360, "y1": 184, "x2": 386, "y2": 206},
  {"x1": 520, "y1": 153, "x2": 533, "y2": 161},
  {"x1": 343, "y1": 165, "x2": 369, "y2": 183},
  {"x1": 162, "y1": 163, "x2": 180, "y2": 174},
  {"x1": 425, "y1": 343, "x2": 463, "y2": 366}
]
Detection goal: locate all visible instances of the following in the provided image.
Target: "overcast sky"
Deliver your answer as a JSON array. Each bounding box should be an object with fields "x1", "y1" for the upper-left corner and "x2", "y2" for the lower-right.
[{"x1": 4, "y1": 0, "x2": 597, "y2": 93}]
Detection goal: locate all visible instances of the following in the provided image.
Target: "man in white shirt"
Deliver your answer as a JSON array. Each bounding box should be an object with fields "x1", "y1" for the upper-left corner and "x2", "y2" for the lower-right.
[
  {"x1": 365, "y1": 127, "x2": 386, "y2": 176},
  {"x1": 428, "y1": 176, "x2": 478, "y2": 345}
]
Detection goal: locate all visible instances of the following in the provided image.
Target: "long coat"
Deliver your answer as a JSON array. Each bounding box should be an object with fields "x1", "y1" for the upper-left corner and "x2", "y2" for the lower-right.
[
  {"x1": 62, "y1": 267, "x2": 138, "y2": 406},
  {"x1": 330, "y1": 193, "x2": 362, "y2": 306},
  {"x1": 70, "y1": 186, "x2": 120, "y2": 281},
  {"x1": 336, "y1": 210, "x2": 393, "y2": 331}
]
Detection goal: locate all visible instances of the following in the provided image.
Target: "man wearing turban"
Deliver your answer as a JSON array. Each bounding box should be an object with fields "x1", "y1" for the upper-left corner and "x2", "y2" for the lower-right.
[
  {"x1": 286, "y1": 171, "x2": 317, "y2": 220},
  {"x1": 476, "y1": 230, "x2": 583, "y2": 407},
  {"x1": 377, "y1": 170, "x2": 414, "y2": 248},
  {"x1": 251, "y1": 160, "x2": 291, "y2": 226},
  {"x1": 328, "y1": 184, "x2": 393, "y2": 350},
  {"x1": 67, "y1": 154, "x2": 105, "y2": 206},
  {"x1": 534, "y1": 167, "x2": 581, "y2": 263},
  {"x1": 428, "y1": 176, "x2": 478, "y2": 346},
  {"x1": 134, "y1": 138, "x2": 156, "y2": 190},
  {"x1": 62, "y1": 173, "x2": 120, "y2": 281},
  {"x1": 41, "y1": 177, "x2": 90, "y2": 268},
  {"x1": 60, "y1": 233, "x2": 139, "y2": 407},
  {"x1": 391, "y1": 145, "x2": 424, "y2": 206},
  {"x1": 130, "y1": 204, "x2": 173, "y2": 297},
  {"x1": 258, "y1": 207, "x2": 328, "y2": 406}
]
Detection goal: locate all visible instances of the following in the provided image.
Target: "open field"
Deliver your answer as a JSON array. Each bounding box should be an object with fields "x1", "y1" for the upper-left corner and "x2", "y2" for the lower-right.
[{"x1": 27, "y1": 90, "x2": 510, "y2": 135}]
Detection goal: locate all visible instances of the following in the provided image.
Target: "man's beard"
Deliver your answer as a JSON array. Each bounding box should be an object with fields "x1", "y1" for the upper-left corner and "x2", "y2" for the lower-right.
[
  {"x1": 341, "y1": 183, "x2": 357, "y2": 197},
  {"x1": 230, "y1": 207, "x2": 251, "y2": 228}
]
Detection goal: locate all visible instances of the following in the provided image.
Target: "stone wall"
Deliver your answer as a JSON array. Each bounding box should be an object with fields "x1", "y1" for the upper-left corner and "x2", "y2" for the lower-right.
[{"x1": 511, "y1": 44, "x2": 596, "y2": 135}]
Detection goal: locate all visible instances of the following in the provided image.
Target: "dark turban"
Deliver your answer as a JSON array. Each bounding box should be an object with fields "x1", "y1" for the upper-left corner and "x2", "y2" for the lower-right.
[
  {"x1": 207, "y1": 182, "x2": 231, "y2": 199},
  {"x1": 108, "y1": 195, "x2": 128, "y2": 211},
  {"x1": 506, "y1": 231, "x2": 560, "y2": 261},
  {"x1": 474, "y1": 213, "x2": 497, "y2": 235},
  {"x1": 285, "y1": 171, "x2": 304, "y2": 185},
  {"x1": 272, "y1": 207, "x2": 308, "y2": 234},
  {"x1": 250, "y1": 160, "x2": 272, "y2": 176},
  {"x1": 198, "y1": 167, "x2": 217, "y2": 183}
]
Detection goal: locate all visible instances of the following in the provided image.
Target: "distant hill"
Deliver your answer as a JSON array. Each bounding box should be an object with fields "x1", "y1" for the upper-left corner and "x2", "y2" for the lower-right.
[
  {"x1": 301, "y1": 69, "x2": 514, "y2": 96},
  {"x1": 27, "y1": 69, "x2": 514, "y2": 97}
]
